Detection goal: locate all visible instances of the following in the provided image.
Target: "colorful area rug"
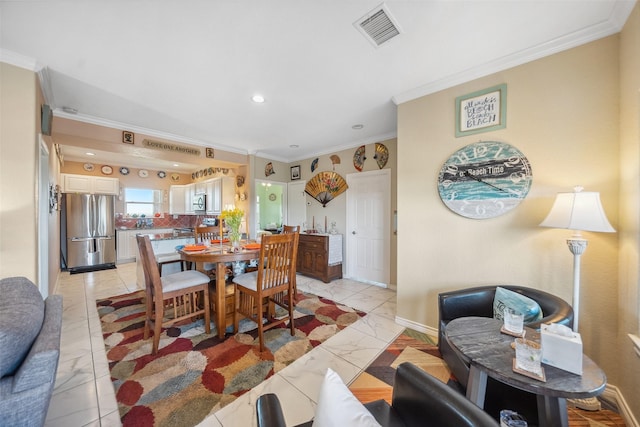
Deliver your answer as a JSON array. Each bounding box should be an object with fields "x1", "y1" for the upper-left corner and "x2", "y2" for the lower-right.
[
  {"x1": 97, "y1": 290, "x2": 365, "y2": 427},
  {"x1": 349, "y1": 329, "x2": 627, "y2": 427}
]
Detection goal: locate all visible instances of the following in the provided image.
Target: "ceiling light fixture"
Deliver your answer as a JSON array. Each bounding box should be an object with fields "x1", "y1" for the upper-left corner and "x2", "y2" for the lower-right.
[
  {"x1": 86, "y1": 152, "x2": 95, "y2": 156},
  {"x1": 252, "y1": 95, "x2": 265, "y2": 103},
  {"x1": 173, "y1": 164, "x2": 180, "y2": 167},
  {"x1": 352, "y1": 124, "x2": 364, "y2": 130}
]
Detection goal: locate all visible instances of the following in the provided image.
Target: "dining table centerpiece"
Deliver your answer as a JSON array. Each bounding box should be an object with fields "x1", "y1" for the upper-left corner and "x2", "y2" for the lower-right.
[{"x1": 220, "y1": 207, "x2": 244, "y2": 251}]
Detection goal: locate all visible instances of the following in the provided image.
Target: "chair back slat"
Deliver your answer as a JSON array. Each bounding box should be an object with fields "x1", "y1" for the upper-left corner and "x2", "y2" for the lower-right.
[
  {"x1": 256, "y1": 232, "x2": 299, "y2": 293},
  {"x1": 195, "y1": 226, "x2": 220, "y2": 243}
]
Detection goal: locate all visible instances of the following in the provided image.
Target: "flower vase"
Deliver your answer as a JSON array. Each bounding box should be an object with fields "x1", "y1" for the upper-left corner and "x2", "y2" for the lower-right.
[{"x1": 229, "y1": 229, "x2": 241, "y2": 252}]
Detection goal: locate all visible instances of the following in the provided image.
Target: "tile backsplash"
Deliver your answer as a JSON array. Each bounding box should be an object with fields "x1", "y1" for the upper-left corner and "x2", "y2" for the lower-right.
[{"x1": 115, "y1": 213, "x2": 218, "y2": 230}]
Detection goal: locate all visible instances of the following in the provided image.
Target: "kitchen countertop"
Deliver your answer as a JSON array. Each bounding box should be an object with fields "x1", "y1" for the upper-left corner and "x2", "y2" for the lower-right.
[
  {"x1": 118, "y1": 228, "x2": 195, "y2": 241},
  {"x1": 146, "y1": 232, "x2": 195, "y2": 241}
]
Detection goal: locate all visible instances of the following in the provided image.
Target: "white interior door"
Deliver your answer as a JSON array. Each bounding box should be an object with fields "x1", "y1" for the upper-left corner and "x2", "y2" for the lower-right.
[
  {"x1": 346, "y1": 169, "x2": 390, "y2": 286},
  {"x1": 287, "y1": 181, "x2": 307, "y2": 228}
]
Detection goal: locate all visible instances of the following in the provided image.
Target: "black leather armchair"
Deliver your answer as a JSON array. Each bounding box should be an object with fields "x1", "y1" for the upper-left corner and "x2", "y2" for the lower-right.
[
  {"x1": 256, "y1": 362, "x2": 498, "y2": 427},
  {"x1": 438, "y1": 285, "x2": 574, "y2": 424}
]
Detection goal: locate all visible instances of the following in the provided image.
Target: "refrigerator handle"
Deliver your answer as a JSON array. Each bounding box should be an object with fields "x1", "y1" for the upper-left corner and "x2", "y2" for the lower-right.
[
  {"x1": 90, "y1": 194, "x2": 97, "y2": 237},
  {"x1": 71, "y1": 237, "x2": 92, "y2": 242}
]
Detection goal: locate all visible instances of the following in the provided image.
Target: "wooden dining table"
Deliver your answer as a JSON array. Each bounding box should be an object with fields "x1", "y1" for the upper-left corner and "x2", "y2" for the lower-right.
[{"x1": 178, "y1": 244, "x2": 260, "y2": 339}]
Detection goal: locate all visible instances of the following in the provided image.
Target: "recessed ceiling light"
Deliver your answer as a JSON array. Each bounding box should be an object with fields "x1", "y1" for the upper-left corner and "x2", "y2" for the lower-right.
[
  {"x1": 352, "y1": 124, "x2": 364, "y2": 130},
  {"x1": 173, "y1": 164, "x2": 179, "y2": 167},
  {"x1": 252, "y1": 94, "x2": 265, "y2": 103},
  {"x1": 86, "y1": 152, "x2": 95, "y2": 156},
  {"x1": 289, "y1": 144, "x2": 299, "y2": 148}
]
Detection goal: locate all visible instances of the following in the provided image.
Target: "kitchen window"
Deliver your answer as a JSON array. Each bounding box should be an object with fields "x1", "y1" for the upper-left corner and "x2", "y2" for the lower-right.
[{"x1": 124, "y1": 188, "x2": 162, "y2": 216}]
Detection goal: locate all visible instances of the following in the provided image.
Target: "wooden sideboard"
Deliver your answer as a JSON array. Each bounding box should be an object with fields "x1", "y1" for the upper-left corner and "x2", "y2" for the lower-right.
[{"x1": 296, "y1": 233, "x2": 342, "y2": 283}]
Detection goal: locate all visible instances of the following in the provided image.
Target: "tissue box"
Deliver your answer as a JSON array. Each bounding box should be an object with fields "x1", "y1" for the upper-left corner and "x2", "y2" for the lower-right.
[{"x1": 541, "y1": 324, "x2": 583, "y2": 375}]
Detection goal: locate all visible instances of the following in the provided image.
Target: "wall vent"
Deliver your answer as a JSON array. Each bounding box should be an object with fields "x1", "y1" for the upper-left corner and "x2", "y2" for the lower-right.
[{"x1": 354, "y1": 3, "x2": 402, "y2": 48}]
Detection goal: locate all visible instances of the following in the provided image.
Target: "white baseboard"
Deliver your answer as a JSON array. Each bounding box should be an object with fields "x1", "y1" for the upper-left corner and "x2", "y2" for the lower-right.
[
  {"x1": 393, "y1": 316, "x2": 637, "y2": 426},
  {"x1": 602, "y1": 384, "x2": 639, "y2": 427},
  {"x1": 394, "y1": 316, "x2": 438, "y2": 339}
]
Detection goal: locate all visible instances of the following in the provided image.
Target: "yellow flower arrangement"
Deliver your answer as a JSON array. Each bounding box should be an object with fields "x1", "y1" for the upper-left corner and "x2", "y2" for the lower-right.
[{"x1": 220, "y1": 207, "x2": 244, "y2": 242}]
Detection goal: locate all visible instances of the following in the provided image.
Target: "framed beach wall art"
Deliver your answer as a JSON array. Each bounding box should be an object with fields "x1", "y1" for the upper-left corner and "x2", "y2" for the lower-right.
[{"x1": 455, "y1": 84, "x2": 507, "y2": 137}]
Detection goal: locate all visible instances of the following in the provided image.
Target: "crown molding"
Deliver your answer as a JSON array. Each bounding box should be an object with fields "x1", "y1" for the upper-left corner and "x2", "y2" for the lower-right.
[
  {"x1": 392, "y1": 3, "x2": 635, "y2": 105},
  {"x1": 254, "y1": 130, "x2": 397, "y2": 164},
  {"x1": 0, "y1": 49, "x2": 42, "y2": 71},
  {"x1": 53, "y1": 110, "x2": 248, "y2": 156}
]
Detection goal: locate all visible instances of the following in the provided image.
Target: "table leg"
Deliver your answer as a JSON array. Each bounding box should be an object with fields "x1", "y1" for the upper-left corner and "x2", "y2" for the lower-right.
[
  {"x1": 537, "y1": 395, "x2": 568, "y2": 427},
  {"x1": 216, "y1": 261, "x2": 226, "y2": 339},
  {"x1": 466, "y1": 364, "x2": 488, "y2": 409}
]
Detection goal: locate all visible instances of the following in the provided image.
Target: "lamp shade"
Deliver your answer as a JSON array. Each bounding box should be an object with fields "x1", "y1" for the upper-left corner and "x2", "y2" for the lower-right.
[{"x1": 540, "y1": 188, "x2": 615, "y2": 233}]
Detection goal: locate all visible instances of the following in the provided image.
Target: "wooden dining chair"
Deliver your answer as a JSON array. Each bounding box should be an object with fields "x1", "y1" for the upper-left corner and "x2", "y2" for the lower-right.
[
  {"x1": 196, "y1": 225, "x2": 235, "y2": 335},
  {"x1": 280, "y1": 225, "x2": 300, "y2": 299},
  {"x1": 233, "y1": 232, "x2": 300, "y2": 351},
  {"x1": 136, "y1": 234, "x2": 211, "y2": 354},
  {"x1": 195, "y1": 225, "x2": 220, "y2": 273}
]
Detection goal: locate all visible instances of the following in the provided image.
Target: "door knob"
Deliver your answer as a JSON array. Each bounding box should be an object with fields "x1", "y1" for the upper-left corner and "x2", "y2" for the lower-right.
[{"x1": 352, "y1": 231, "x2": 356, "y2": 235}]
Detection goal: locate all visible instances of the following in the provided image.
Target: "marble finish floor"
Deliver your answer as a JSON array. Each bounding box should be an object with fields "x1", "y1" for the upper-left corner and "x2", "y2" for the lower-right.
[{"x1": 45, "y1": 263, "x2": 402, "y2": 427}]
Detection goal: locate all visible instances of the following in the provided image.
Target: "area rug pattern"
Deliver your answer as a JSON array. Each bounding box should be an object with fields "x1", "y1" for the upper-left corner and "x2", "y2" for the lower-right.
[
  {"x1": 349, "y1": 329, "x2": 627, "y2": 427},
  {"x1": 97, "y1": 290, "x2": 365, "y2": 427}
]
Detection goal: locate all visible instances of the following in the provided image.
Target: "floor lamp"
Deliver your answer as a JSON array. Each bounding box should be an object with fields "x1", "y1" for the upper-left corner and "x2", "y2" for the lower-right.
[{"x1": 539, "y1": 186, "x2": 615, "y2": 332}]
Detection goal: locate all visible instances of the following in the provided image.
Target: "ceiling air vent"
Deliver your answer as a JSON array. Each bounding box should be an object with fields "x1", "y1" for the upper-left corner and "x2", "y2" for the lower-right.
[{"x1": 354, "y1": 3, "x2": 402, "y2": 48}]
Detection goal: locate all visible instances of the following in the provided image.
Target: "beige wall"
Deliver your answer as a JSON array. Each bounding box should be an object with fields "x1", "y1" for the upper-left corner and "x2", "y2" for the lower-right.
[
  {"x1": 253, "y1": 138, "x2": 398, "y2": 285},
  {"x1": 618, "y1": 2, "x2": 640, "y2": 417},
  {"x1": 397, "y1": 36, "x2": 621, "y2": 385},
  {"x1": 0, "y1": 63, "x2": 39, "y2": 282}
]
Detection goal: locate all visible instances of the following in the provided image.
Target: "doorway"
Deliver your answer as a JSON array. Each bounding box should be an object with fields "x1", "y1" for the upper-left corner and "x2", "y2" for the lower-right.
[
  {"x1": 287, "y1": 180, "x2": 307, "y2": 229},
  {"x1": 254, "y1": 180, "x2": 287, "y2": 233},
  {"x1": 38, "y1": 136, "x2": 49, "y2": 297},
  {"x1": 345, "y1": 169, "x2": 390, "y2": 286}
]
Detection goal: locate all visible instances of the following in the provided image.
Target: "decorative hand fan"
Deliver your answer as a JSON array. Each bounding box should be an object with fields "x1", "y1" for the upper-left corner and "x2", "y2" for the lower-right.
[
  {"x1": 330, "y1": 154, "x2": 341, "y2": 170},
  {"x1": 311, "y1": 158, "x2": 319, "y2": 172},
  {"x1": 305, "y1": 171, "x2": 348, "y2": 207},
  {"x1": 353, "y1": 145, "x2": 366, "y2": 171},
  {"x1": 373, "y1": 143, "x2": 389, "y2": 169}
]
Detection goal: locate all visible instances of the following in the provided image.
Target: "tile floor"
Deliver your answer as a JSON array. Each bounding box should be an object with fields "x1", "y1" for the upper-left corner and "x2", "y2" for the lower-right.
[{"x1": 45, "y1": 263, "x2": 403, "y2": 427}]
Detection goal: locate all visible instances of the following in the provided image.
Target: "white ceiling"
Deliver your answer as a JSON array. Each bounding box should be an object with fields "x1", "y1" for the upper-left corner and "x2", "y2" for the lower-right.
[{"x1": 0, "y1": 1, "x2": 635, "y2": 168}]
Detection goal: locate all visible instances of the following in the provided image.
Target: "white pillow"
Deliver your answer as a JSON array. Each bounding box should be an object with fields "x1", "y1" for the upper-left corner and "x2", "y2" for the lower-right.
[{"x1": 312, "y1": 368, "x2": 382, "y2": 427}]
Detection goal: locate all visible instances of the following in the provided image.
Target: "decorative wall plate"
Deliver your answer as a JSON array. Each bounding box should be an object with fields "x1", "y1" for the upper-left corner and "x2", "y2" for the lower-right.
[
  {"x1": 373, "y1": 143, "x2": 389, "y2": 169},
  {"x1": 101, "y1": 165, "x2": 113, "y2": 175},
  {"x1": 83, "y1": 163, "x2": 94, "y2": 172},
  {"x1": 437, "y1": 141, "x2": 533, "y2": 219},
  {"x1": 119, "y1": 167, "x2": 130, "y2": 175},
  {"x1": 269, "y1": 193, "x2": 277, "y2": 201},
  {"x1": 353, "y1": 145, "x2": 366, "y2": 171},
  {"x1": 138, "y1": 169, "x2": 149, "y2": 178},
  {"x1": 157, "y1": 171, "x2": 166, "y2": 178}
]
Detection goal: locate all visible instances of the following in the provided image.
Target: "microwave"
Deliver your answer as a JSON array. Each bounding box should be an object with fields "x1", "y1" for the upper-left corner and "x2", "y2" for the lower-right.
[{"x1": 193, "y1": 193, "x2": 206, "y2": 212}]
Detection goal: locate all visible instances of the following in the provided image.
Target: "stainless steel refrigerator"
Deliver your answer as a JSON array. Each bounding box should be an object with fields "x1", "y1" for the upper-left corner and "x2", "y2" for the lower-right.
[{"x1": 62, "y1": 193, "x2": 116, "y2": 272}]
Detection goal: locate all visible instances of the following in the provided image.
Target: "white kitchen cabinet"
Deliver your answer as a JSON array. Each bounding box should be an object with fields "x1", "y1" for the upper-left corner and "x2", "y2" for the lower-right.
[
  {"x1": 116, "y1": 230, "x2": 139, "y2": 263},
  {"x1": 62, "y1": 173, "x2": 119, "y2": 195},
  {"x1": 169, "y1": 185, "x2": 187, "y2": 214},
  {"x1": 206, "y1": 177, "x2": 235, "y2": 214},
  {"x1": 206, "y1": 179, "x2": 221, "y2": 214},
  {"x1": 185, "y1": 183, "x2": 196, "y2": 214}
]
